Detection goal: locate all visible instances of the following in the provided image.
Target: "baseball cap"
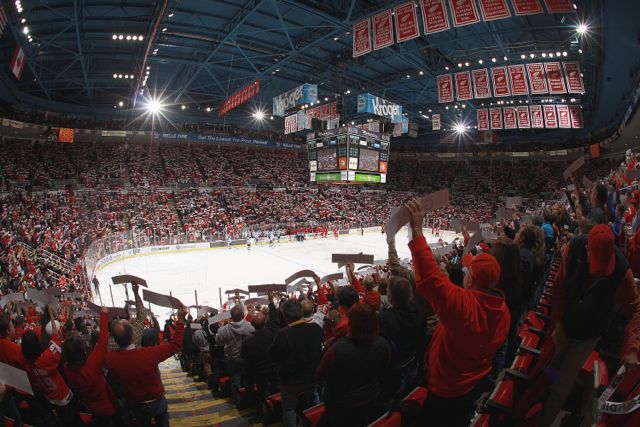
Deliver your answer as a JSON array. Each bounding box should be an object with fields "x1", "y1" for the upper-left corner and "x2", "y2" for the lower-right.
[
  {"x1": 469, "y1": 253, "x2": 501, "y2": 289},
  {"x1": 587, "y1": 224, "x2": 615, "y2": 277}
]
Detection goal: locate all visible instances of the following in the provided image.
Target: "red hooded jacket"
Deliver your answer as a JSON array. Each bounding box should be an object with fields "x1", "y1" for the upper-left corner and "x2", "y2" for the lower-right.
[{"x1": 409, "y1": 236, "x2": 510, "y2": 397}]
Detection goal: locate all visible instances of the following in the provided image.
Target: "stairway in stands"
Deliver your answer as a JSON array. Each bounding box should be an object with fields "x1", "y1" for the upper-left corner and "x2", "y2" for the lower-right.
[{"x1": 160, "y1": 360, "x2": 268, "y2": 427}]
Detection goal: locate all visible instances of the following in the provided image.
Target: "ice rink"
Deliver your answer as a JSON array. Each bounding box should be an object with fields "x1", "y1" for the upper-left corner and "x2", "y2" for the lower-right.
[{"x1": 94, "y1": 228, "x2": 456, "y2": 316}]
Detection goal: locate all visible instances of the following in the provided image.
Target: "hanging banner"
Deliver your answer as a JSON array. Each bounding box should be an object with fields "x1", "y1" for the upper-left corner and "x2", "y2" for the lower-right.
[
  {"x1": 437, "y1": 74, "x2": 454, "y2": 103},
  {"x1": 543, "y1": 0, "x2": 575, "y2": 13},
  {"x1": 272, "y1": 83, "x2": 318, "y2": 116},
  {"x1": 219, "y1": 79, "x2": 260, "y2": 116},
  {"x1": 455, "y1": 71, "x2": 473, "y2": 101},
  {"x1": 504, "y1": 107, "x2": 517, "y2": 129},
  {"x1": 432, "y1": 113, "x2": 441, "y2": 130},
  {"x1": 545, "y1": 62, "x2": 567, "y2": 94},
  {"x1": 356, "y1": 93, "x2": 403, "y2": 123},
  {"x1": 473, "y1": 68, "x2": 491, "y2": 98},
  {"x1": 290, "y1": 112, "x2": 298, "y2": 132},
  {"x1": 395, "y1": 1, "x2": 421, "y2": 43},
  {"x1": 490, "y1": 107, "x2": 503, "y2": 130},
  {"x1": 420, "y1": 0, "x2": 450, "y2": 34},
  {"x1": 530, "y1": 105, "x2": 544, "y2": 128},
  {"x1": 10, "y1": 46, "x2": 25, "y2": 80},
  {"x1": 526, "y1": 63, "x2": 548, "y2": 94},
  {"x1": 508, "y1": 64, "x2": 530, "y2": 96},
  {"x1": 512, "y1": 0, "x2": 544, "y2": 15},
  {"x1": 556, "y1": 104, "x2": 571, "y2": 128},
  {"x1": 58, "y1": 128, "x2": 75, "y2": 143},
  {"x1": 569, "y1": 105, "x2": 584, "y2": 128},
  {"x1": 564, "y1": 62, "x2": 585, "y2": 93},
  {"x1": 543, "y1": 105, "x2": 558, "y2": 128},
  {"x1": 491, "y1": 66, "x2": 511, "y2": 97},
  {"x1": 516, "y1": 106, "x2": 531, "y2": 128},
  {"x1": 353, "y1": 18, "x2": 372, "y2": 57},
  {"x1": 589, "y1": 144, "x2": 600, "y2": 159},
  {"x1": 477, "y1": 109, "x2": 489, "y2": 131},
  {"x1": 284, "y1": 115, "x2": 292, "y2": 134},
  {"x1": 478, "y1": 0, "x2": 512, "y2": 21},
  {"x1": 373, "y1": 10, "x2": 394, "y2": 50},
  {"x1": 448, "y1": 0, "x2": 481, "y2": 27}
]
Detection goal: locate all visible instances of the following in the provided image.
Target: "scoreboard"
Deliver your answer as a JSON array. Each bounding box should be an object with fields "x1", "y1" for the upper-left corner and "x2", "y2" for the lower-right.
[{"x1": 306, "y1": 127, "x2": 390, "y2": 184}]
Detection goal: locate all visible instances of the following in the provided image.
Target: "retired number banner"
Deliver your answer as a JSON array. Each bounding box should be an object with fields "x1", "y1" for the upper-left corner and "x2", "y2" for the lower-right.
[
  {"x1": 353, "y1": 18, "x2": 372, "y2": 57},
  {"x1": 564, "y1": 62, "x2": 585, "y2": 93},
  {"x1": 526, "y1": 63, "x2": 548, "y2": 94},
  {"x1": 509, "y1": 64, "x2": 529, "y2": 96},
  {"x1": 530, "y1": 105, "x2": 544, "y2": 128},
  {"x1": 543, "y1": 105, "x2": 558, "y2": 128},
  {"x1": 543, "y1": 0, "x2": 575, "y2": 13},
  {"x1": 395, "y1": 2, "x2": 421, "y2": 42},
  {"x1": 516, "y1": 106, "x2": 531, "y2": 128},
  {"x1": 569, "y1": 106, "x2": 584, "y2": 128},
  {"x1": 438, "y1": 74, "x2": 454, "y2": 103},
  {"x1": 432, "y1": 114, "x2": 441, "y2": 130},
  {"x1": 492, "y1": 66, "x2": 511, "y2": 97},
  {"x1": 556, "y1": 105, "x2": 571, "y2": 128},
  {"x1": 504, "y1": 107, "x2": 517, "y2": 129},
  {"x1": 512, "y1": 0, "x2": 544, "y2": 15},
  {"x1": 420, "y1": 0, "x2": 450, "y2": 34},
  {"x1": 473, "y1": 68, "x2": 491, "y2": 98},
  {"x1": 373, "y1": 10, "x2": 394, "y2": 50},
  {"x1": 545, "y1": 62, "x2": 567, "y2": 94},
  {"x1": 490, "y1": 107, "x2": 503, "y2": 130},
  {"x1": 477, "y1": 109, "x2": 489, "y2": 131},
  {"x1": 478, "y1": 0, "x2": 512, "y2": 21},
  {"x1": 455, "y1": 71, "x2": 473, "y2": 101},
  {"x1": 448, "y1": 0, "x2": 481, "y2": 27}
]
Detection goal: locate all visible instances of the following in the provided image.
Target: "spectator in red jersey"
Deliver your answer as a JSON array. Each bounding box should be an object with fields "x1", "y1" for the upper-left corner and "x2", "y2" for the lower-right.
[
  {"x1": 0, "y1": 312, "x2": 26, "y2": 425},
  {"x1": 63, "y1": 306, "x2": 119, "y2": 425},
  {"x1": 405, "y1": 198, "x2": 510, "y2": 427},
  {"x1": 105, "y1": 305, "x2": 187, "y2": 427},
  {"x1": 324, "y1": 285, "x2": 359, "y2": 348}
]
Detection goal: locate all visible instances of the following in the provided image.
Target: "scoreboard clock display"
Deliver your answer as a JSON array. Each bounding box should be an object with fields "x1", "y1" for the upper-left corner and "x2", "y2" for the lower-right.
[{"x1": 307, "y1": 126, "x2": 390, "y2": 184}]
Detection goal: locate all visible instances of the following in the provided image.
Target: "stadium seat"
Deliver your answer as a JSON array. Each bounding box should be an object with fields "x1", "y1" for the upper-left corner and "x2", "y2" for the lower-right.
[
  {"x1": 302, "y1": 402, "x2": 325, "y2": 427},
  {"x1": 367, "y1": 411, "x2": 402, "y2": 427}
]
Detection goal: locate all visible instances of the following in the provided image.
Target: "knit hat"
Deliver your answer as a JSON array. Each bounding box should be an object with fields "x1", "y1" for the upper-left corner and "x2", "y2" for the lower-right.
[
  {"x1": 469, "y1": 253, "x2": 501, "y2": 289},
  {"x1": 588, "y1": 224, "x2": 615, "y2": 277}
]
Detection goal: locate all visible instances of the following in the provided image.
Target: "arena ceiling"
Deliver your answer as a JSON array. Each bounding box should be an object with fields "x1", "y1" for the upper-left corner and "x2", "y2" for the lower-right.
[{"x1": 0, "y1": 0, "x2": 637, "y2": 135}]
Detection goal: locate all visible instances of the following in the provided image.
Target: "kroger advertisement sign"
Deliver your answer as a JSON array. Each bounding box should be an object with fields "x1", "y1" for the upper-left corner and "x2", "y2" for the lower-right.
[
  {"x1": 357, "y1": 93, "x2": 403, "y2": 123},
  {"x1": 272, "y1": 83, "x2": 318, "y2": 116}
]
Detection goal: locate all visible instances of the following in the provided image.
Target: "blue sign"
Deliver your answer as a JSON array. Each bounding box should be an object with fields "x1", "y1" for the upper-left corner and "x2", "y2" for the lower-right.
[
  {"x1": 401, "y1": 117, "x2": 409, "y2": 134},
  {"x1": 272, "y1": 83, "x2": 318, "y2": 116},
  {"x1": 356, "y1": 93, "x2": 403, "y2": 123},
  {"x1": 154, "y1": 132, "x2": 302, "y2": 150}
]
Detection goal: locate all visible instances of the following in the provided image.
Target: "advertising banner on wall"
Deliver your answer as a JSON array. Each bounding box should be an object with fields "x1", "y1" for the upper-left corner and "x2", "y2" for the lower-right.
[
  {"x1": 508, "y1": 64, "x2": 529, "y2": 95},
  {"x1": 448, "y1": 0, "x2": 481, "y2": 27},
  {"x1": 394, "y1": 2, "x2": 421, "y2": 42},
  {"x1": 420, "y1": 0, "x2": 450, "y2": 34},
  {"x1": 357, "y1": 93, "x2": 403, "y2": 123},
  {"x1": 526, "y1": 63, "x2": 548, "y2": 94},
  {"x1": 373, "y1": 10, "x2": 394, "y2": 50},
  {"x1": 516, "y1": 106, "x2": 531, "y2": 128},
  {"x1": 455, "y1": 71, "x2": 473, "y2": 100},
  {"x1": 437, "y1": 74, "x2": 454, "y2": 103},
  {"x1": 477, "y1": 108, "x2": 489, "y2": 131},
  {"x1": 530, "y1": 105, "x2": 544, "y2": 128},
  {"x1": 478, "y1": 0, "x2": 512, "y2": 21},
  {"x1": 545, "y1": 62, "x2": 567, "y2": 94},
  {"x1": 272, "y1": 83, "x2": 318, "y2": 116},
  {"x1": 473, "y1": 68, "x2": 491, "y2": 98},
  {"x1": 490, "y1": 107, "x2": 503, "y2": 129},
  {"x1": 564, "y1": 62, "x2": 585, "y2": 93},
  {"x1": 491, "y1": 66, "x2": 511, "y2": 97}
]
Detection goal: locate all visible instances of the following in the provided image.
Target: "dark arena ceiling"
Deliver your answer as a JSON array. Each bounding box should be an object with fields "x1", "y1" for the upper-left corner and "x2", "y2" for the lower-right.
[{"x1": 0, "y1": 0, "x2": 639, "y2": 146}]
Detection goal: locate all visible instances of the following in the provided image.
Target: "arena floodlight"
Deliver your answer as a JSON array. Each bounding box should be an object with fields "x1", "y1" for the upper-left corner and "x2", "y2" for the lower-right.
[
  {"x1": 146, "y1": 99, "x2": 163, "y2": 114},
  {"x1": 577, "y1": 23, "x2": 588, "y2": 35},
  {"x1": 253, "y1": 110, "x2": 266, "y2": 121},
  {"x1": 454, "y1": 123, "x2": 466, "y2": 134}
]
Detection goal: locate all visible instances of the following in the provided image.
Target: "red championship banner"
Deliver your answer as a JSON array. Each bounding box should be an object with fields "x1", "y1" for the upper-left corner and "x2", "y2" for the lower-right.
[
  {"x1": 512, "y1": 0, "x2": 543, "y2": 15},
  {"x1": 530, "y1": 105, "x2": 544, "y2": 128},
  {"x1": 516, "y1": 106, "x2": 531, "y2": 128},
  {"x1": 437, "y1": 74, "x2": 454, "y2": 103},
  {"x1": 563, "y1": 62, "x2": 585, "y2": 93},
  {"x1": 569, "y1": 105, "x2": 584, "y2": 128},
  {"x1": 477, "y1": 108, "x2": 489, "y2": 131},
  {"x1": 58, "y1": 128, "x2": 75, "y2": 144},
  {"x1": 508, "y1": 64, "x2": 529, "y2": 96},
  {"x1": 448, "y1": 0, "x2": 481, "y2": 27},
  {"x1": 543, "y1": 105, "x2": 558, "y2": 128},
  {"x1": 353, "y1": 18, "x2": 372, "y2": 57},
  {"x1": 545, "y1": 62, "x2": 567, "y2": 94},
  {"x1": 556, "y1": 104, "x2": 571, "y2": 128},
  {"x1": 219, "y1": 79, "x2": 260, "y2": 116},
  {"x1": 478, "y1": 0, "x2": 512, "y2": 21},
  {"x1": 589, "y1": 144, "x2": 600, "y2": 158},
  {"x1": 491, "y1": 66, "x2": 511, "y2": 97},
  {"x1": 543, "y1": 0, "x2": 575, "y2": 13},
  {"x1": 420, "y1": 0, "x2": 450, "y2": 34},
  {"x1": 504, "y1": 107, "x2": 517, "y2": 129},
  {"x1": 472, "y1": 69, "x2": 491, "y2": 98},
  {"x1": 395, "y1": 2, "x2": 421, "y2": 43},
  {"x1": 373, "y1": 10, "x2": 394, "y2": 50},
  {"x1": 526, "y1": 63, "x2": 548, "y2": 94},
  {"x1": 455, "y1": 71, "x2": 473, "y2": 101},
  {"x1": 490, "y1": 107, "x2": 503, "y2": 130}
]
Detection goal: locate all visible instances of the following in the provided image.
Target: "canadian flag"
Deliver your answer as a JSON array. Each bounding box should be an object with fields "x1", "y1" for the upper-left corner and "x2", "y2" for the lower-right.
[
  {"x1": 480, "y1": 130, "x2": 496, "y2": 143},
  {"x1": 10, "y1": 46, "x2": 25, "y2": 80}
]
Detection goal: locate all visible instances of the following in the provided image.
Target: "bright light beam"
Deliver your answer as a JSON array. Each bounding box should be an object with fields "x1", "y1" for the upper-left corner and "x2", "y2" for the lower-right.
[
  {"x1": 576, "y1": 23, "x2": 588, "y2": 35},
  {"x1": 253, "y1": 110, "x2": 266, "y2": 121},
  {"x1": 146, "y1": 99, "x2": 163, "y2": 114},
  {"x1": 454, "y1": 123, "x2": 467, "y2": 134}
]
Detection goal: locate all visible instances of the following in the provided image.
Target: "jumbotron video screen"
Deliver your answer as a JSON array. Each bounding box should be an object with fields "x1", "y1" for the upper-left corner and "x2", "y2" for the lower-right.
[{"x1": 307, "y1": 127, "x2": 390, "y2": 183}]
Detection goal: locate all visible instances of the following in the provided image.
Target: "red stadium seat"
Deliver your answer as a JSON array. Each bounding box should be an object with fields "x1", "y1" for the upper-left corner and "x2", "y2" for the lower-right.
[
  {"x1": 302, "y1": 402, "x2": 325, "y2": 427},
  {"x1": 367, "y1": 411, "x2": 402, "y2": 427}
]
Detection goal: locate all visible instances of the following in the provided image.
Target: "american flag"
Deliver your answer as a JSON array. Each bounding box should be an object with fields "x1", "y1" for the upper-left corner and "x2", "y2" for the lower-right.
[{"x1": 0, "y1": 6, "x2": 8, "y2": 37}]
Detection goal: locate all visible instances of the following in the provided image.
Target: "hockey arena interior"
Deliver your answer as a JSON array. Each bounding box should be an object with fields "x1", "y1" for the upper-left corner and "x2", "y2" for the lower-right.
[{"x1": 2, "y1": 1, "x2": 640, "y2": 426}]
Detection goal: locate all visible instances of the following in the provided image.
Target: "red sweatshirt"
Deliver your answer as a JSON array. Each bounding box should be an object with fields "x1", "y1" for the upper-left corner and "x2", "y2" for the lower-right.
[
  {"x1": 409, "y1": 236, "x2": 510, "y2": 398},
  {"x1": 105, "y1": 321, "x2": 185, "y2": 404},
  {"x1": 64, "y1": 312, "x2": 117, "y2": 416},
  {"x1": 0, "y1": 337, "x2": 27, "y2": 370},
  {"x1": 25, "y1": 335, "x2": 73, "y2": 405}
]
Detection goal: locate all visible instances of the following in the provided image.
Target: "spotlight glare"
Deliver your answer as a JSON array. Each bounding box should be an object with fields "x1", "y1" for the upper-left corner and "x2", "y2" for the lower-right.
[
  {"x1": 146, "y1": 99, "x2": 163, "y2": 114},
  {"x1": 577, "y1": 23, "x2": 588, "y2": 35},
  {"x1": 454, "y1": 123, "x2": 466, "y2": 134},
  {"x1": 118, "y1": 35, "x2": 123, "y2": 40},
  {"x1": 118, "y1": 101, "x2": 124, "y2": 107}
]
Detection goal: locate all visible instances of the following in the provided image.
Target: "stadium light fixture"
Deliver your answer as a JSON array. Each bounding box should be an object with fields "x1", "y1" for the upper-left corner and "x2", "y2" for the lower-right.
[
  {"x1": 181, "y1": 105, "x2": 186, "y2": 110},
  {"x1": 576, "y1": 23, "x2": 588, "y2": 35},
  {"x1": 454, "y1": 123, "x2": 467, "y2": 134},
  {"x1": 146, "y1": 99, "x2": 163, "y2": 114},
  {"x1": 491, "y1": 58, "x2": 496, "y2": 63},
  {"x1": 253, "y1": 110, "x2": 266, "y2": 121},
  {"x1": 118, "y1": 101, "x2": 124, "y2": 107}
]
